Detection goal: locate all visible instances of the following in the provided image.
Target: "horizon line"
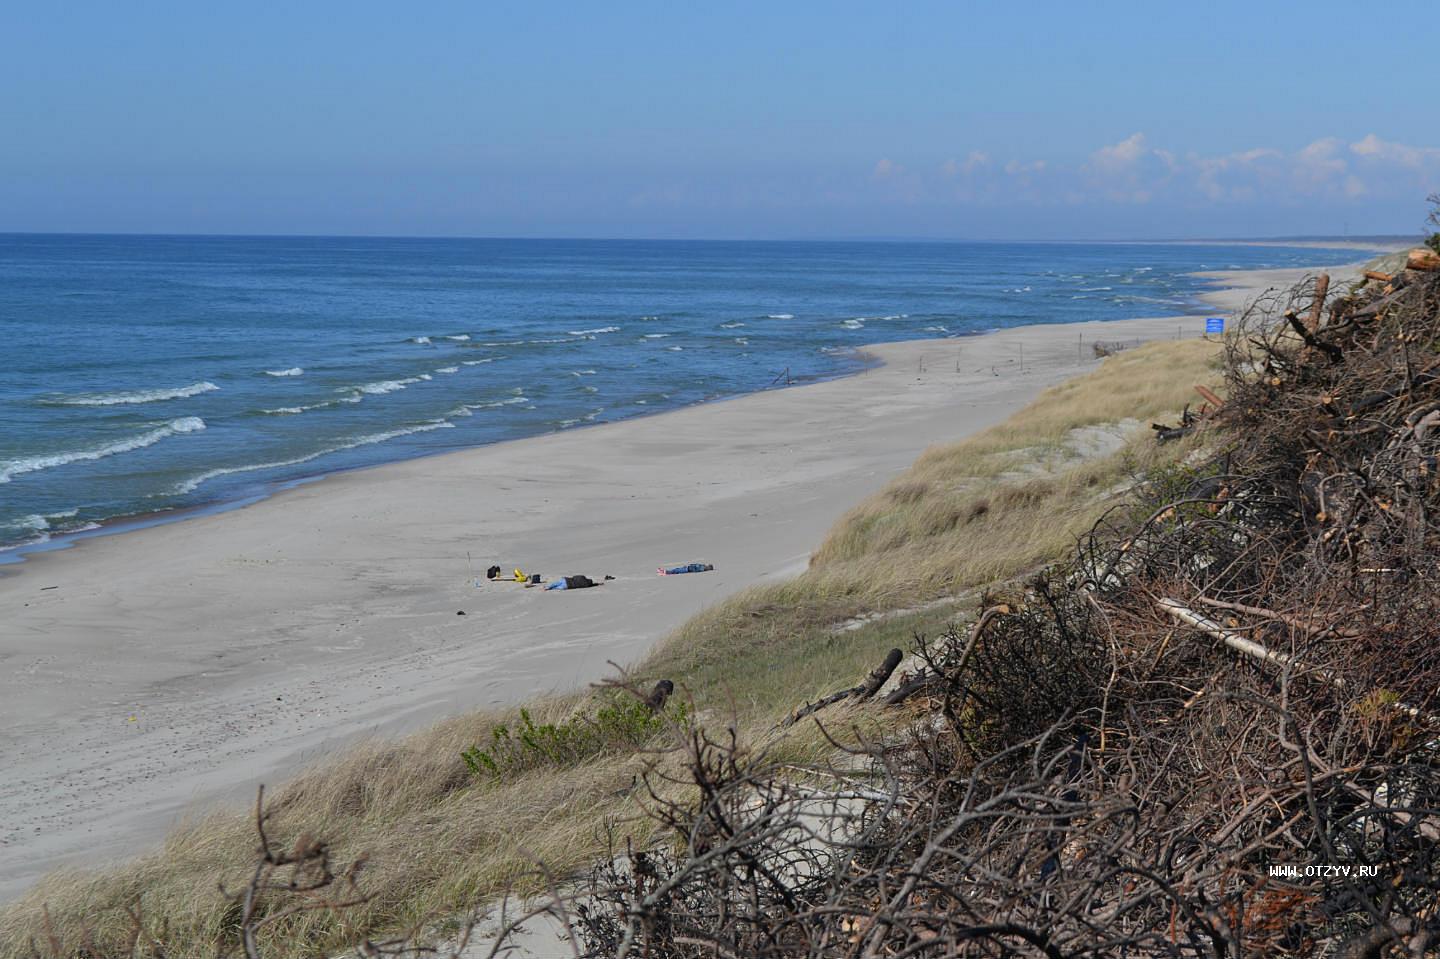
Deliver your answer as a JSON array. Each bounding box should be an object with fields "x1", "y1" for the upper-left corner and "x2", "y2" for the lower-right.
[{"x1": 0, "y1": 229, "x2": 1419, "y2": 247}]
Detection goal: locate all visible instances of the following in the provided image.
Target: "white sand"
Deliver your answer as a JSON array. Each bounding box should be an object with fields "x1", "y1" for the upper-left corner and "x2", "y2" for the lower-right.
[{"x1": 0, "y1": 261, "x2": 1357, "y2": 898}]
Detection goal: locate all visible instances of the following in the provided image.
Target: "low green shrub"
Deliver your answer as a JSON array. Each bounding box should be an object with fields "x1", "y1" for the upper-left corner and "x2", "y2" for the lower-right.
[{"x1": 461, "y1": 695, "x2": 685, "y2": 779}]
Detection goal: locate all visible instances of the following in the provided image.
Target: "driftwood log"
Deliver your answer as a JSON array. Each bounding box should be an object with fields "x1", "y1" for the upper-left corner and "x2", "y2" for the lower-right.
[
  {"x1": 883, "y1": 605, "x2": 1011, "y2": 706},
  {"x1": 782, "y1": 648, "x2": 902, "y2": 726}
]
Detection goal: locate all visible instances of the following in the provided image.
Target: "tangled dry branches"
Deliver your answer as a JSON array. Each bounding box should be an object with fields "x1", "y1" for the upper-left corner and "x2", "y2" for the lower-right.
[{"x1": 564, "y1": 264, "x2": 1440, "y2": 957}]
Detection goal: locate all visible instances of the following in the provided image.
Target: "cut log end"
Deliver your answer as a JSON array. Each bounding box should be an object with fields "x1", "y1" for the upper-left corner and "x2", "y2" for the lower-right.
[{"x1": 1406, "y1": 248, "x2": 1440, "y2": 272}]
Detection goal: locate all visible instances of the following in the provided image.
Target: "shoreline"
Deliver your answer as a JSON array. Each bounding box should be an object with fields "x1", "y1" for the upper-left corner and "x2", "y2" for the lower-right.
[
  {"x1": 0, "y1": 259, "x2": 1362, "y2": 899},
  {"x1": 0, "y1": 252, "x2": 1365, "y2": 572}
]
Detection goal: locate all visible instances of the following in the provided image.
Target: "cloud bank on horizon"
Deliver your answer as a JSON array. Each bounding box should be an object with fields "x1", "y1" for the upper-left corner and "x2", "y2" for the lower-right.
[{"x1": 869, "y1": 133, "x2": 1440, "y2": 222}]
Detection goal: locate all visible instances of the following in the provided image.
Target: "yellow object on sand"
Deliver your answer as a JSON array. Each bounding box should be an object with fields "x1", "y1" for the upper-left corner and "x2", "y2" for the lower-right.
[{"x1": 513, "y1": 568, "x2": 527, "y2": 582}]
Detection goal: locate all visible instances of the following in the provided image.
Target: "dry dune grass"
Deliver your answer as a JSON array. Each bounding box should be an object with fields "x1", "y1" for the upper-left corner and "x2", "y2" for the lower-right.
[{"x1": 1, "y1": 336, "x2": 1221, "y2": 958}]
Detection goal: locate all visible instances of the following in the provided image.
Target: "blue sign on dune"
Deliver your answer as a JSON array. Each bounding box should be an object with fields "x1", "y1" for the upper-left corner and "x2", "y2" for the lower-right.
[{"x1": 1205, "y1": 317, "x2": 1225, "y2": 334}]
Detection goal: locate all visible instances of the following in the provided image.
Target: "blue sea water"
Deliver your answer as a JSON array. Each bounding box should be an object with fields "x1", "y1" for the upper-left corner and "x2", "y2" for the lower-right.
[{"x1": 0, "y1": 234, "x2": 1357, "y2": 555}]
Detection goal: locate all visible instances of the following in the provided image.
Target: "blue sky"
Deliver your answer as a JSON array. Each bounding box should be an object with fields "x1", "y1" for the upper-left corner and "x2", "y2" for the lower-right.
[{"x1": 2, "y1": 1, "x2": 1436, "y2": 239}]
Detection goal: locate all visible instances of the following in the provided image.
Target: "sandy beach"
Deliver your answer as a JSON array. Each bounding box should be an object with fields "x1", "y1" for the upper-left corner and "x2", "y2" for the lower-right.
[{"x1": 0, "y1": 260, "x2": 1361, "y2": 899}]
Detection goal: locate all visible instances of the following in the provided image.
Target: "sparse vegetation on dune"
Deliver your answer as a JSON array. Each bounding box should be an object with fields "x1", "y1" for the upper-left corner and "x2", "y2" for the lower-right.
[
  {"x1": 2, "y1": 337, "x2": 1224, "y2": 957},
  {"x1": 566, "y1": 254, "x2": 1440, "y2": 957}
]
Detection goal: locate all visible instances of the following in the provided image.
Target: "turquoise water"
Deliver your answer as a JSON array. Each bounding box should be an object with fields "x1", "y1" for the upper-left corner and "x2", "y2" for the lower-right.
[{"x1": 0, "y1": 235, "x2": 1355, "y2": 555}]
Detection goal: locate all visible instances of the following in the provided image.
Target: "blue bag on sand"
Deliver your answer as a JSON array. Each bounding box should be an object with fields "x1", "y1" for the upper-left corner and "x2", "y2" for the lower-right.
[{"x1": 545, "y1": 579, "x2": 567, "y2": 590}]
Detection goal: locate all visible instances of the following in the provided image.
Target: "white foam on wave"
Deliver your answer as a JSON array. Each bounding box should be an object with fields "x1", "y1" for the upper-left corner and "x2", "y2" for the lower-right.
[
  {"x1": 346, "y1": 374, "x2": 432, "y2": 397},
  {"x1": 734, "y1": 337, "x2": 750, "y2": 345},
  {"x1": 568, "y1": 369, "x2": 597, "y2": 376},
  {"x1": 409, "y1": 336, "x2": 433, "y2": 345},
  {"x1": 434, "y1": 366, "x2": 460, "y2": 375},
  {"x1": 442, "y1": 334, "x2": 471, "y2": 341},
  {"x1": 461, "y1": 358, "x2": 496, "y2": 366},
  {"x1": 0, "y1": 417, "x2": 206, "y2": 484},
  {"x1": 0, "y1": 509, "x2": 101, "y2": 546},
  {"x1": 567, "y1": 326, "x2": 620, "y2": 336},
  {"x1": 264, "y1": 368, "x2": 304, "y2": 377},
  {"x1": 262, "y1": 406, "x2": 309, "y2": 415},
  {"x1": 666, "y1": 345, "x2": 684, "y2": 351},
  {"x1": 47, "y1": 382, "x2": 219, "y2": 406},
  {"x1": 0, "y1": 514, "x2": 51, "y2": 547},
  {"x1": 841, "y1": 319, "x2": 865, "y2": 330},
  {"x1": 720, "y1": 322, "x2": 745, "y2": 329},
  {"x1": 766, "y1": 313, "x2": 794, "y2": 320},
  {"x1": 642, "y1": 333, "x2": 670, "y2": 339},
  {"x1": 172, "y1": 420, "x2": 455, "y2": 494}
]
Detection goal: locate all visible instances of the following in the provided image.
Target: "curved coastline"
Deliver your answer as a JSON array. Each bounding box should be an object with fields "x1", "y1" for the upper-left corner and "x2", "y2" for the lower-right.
[
  {"x1": 0, "y1": 253, "x2": 1371, "y2": 571},
  {"x1": 0, "y1": 257, "x2": 1369, "y2": 898}
]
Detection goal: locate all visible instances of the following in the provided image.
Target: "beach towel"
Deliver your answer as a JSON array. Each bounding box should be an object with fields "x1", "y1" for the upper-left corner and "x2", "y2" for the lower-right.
[{"x1": 658, "y1": 562, "x2": 713, "y2": 576}]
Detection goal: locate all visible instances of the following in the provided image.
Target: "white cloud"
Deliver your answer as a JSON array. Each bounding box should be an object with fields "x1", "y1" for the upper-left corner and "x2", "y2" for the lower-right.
[
  {"x1": 1090, "y1": 132, "x2": 1149, "y2": 172},
  {"x1": 942, "y1": 150, "x2": 991, "y2": 178},
  {"x1": 1351, "y1": 133, "x2": 1440, "y2": 169},
  {"x1": 1084, "y1": 133, "x2": 1175, "y2": 203}
]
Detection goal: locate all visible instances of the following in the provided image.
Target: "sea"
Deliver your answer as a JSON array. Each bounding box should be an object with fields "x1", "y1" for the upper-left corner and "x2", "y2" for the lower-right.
[{"x1": 0, "y1": 234, "x2": 1359, "y2": 558}]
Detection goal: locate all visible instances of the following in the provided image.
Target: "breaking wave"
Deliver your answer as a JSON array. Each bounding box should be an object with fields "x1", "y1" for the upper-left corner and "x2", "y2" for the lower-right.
[
  {"x1": 172, "y1": 420, "x2": 455, "y2": 494},
  {"x1": 45, "y1": 382, "x2": 219, "y2": 406},
  {"x1": 0, "y1": 417, "x2": 207, "y2": 484},
  {"x1": 342, "y1": 375, "x2": 433, "y2": 397},
  {"x1": 263, "y1": 368, "x2": 304, "y2": 377}
]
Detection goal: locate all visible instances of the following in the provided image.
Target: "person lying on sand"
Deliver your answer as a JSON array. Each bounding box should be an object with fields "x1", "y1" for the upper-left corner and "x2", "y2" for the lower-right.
[
  {"x1": 544, "y1": 574, "x2": 614, "y2": 591},
  {"x1": 658, "y1": 562, "x2": 714, "y2": 576}
]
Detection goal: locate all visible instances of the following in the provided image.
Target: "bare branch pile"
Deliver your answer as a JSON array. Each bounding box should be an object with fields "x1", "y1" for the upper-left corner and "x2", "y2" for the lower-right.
[{"x1": 569, "y1": 257, "x2": 1440, "y2": 957}]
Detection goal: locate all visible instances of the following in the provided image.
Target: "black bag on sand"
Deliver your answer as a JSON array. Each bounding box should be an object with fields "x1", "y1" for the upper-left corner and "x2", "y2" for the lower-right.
[
  {"x1": 486, "y1": 565, "x2": 502, "y2": 580},
  {"x1": 565, "y1": 575, "x2": 596, "y2": 589}
]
